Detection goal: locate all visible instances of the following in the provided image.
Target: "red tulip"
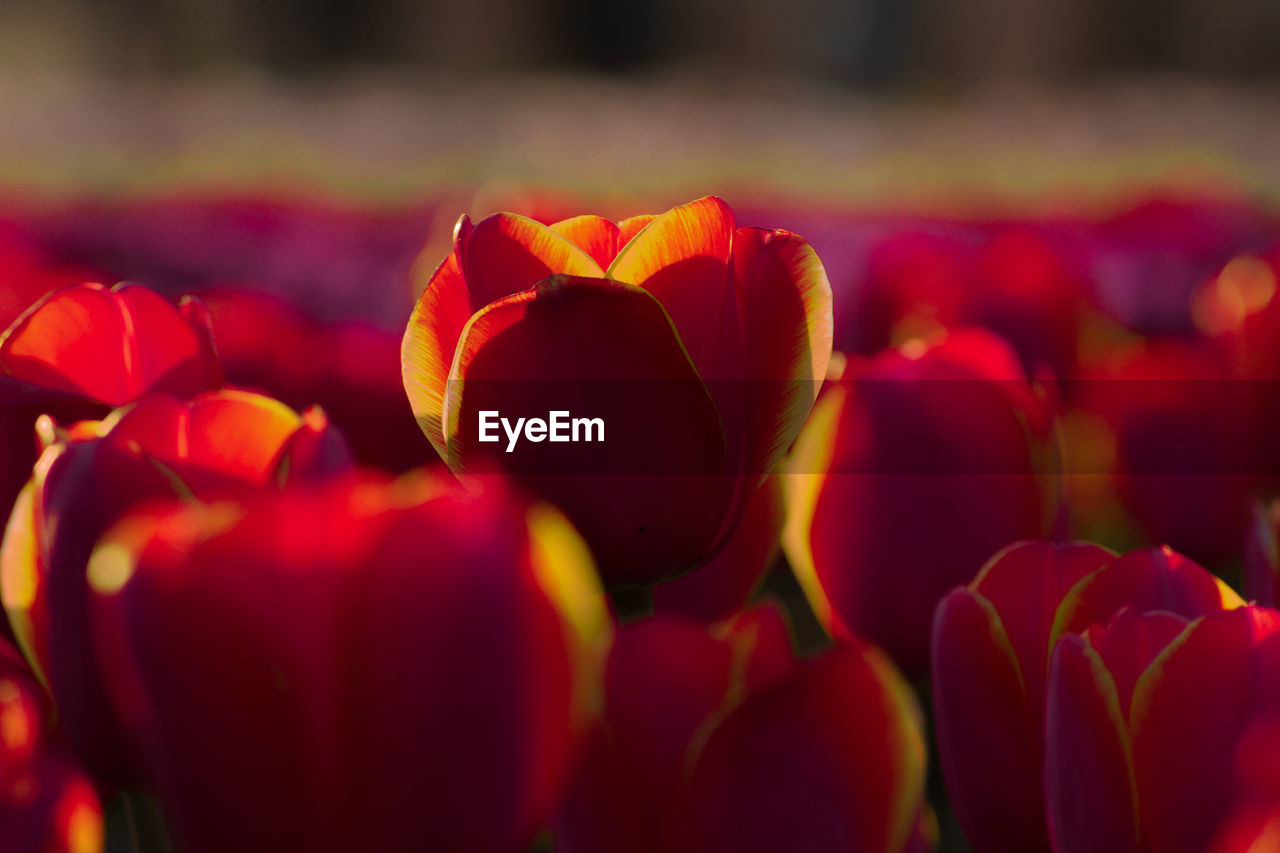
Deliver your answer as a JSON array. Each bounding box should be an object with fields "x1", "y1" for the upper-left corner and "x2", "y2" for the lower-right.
[
  {"x1": 1046, "y1": 605, "x2": 1280, "y2": 853},
  {"x1": 556, "y1": 603, "x2": 926, "y2": 853},
  {"x1": 197, "y1": 288, "x2": 437, "y2": 473},
  {"x1": 88, "y1": 473, "x2": 610, "y2": 853},
  {"x1": 402, "y1": 196, "x2": 833, "y2": 587},
  {"x1": 852, "y1": 225, "x2": 1093, "y2": 378},
  {"x1": 1069, "y1": 335, "x2": 1262, "y2": 562},
  {"x1": 0, "y1": 390, "x2": 351, "y2": 784},
  {"x1": 0, "y1": 638, "x2": 102, "y2": 853},
  {"x1": 0, "y1": 282, "x2": 223, "y2": 538},
  {"x1": 785, "y1": 328, "x2": 1055, "y2": 674},
  {"x1": 932, "y1": 541, "x2": 1244, "y2": 852}
]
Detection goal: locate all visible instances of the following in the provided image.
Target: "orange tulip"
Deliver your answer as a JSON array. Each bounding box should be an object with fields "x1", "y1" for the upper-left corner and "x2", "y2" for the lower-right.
[{"x1": 402, "y1": 196, "x2": 832, "y2": 587}]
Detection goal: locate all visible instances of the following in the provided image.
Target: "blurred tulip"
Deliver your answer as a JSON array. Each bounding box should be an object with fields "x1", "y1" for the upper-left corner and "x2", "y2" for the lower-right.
[
  {"x1": 851, "y1": 226, "x2": 1093, "y2": 379},
  {"x1": 0, "y1": 390, "x2": 351, "y2": 784},
  {"x1": 933, "y1": 541, "x2": 1244, "y2": 852},
  {"x1": 403, "y1": 196, "x2": 833, "y2": 587},
  {"x1": 88, "y1": 473, "x2": 609, "y2": 853},
  {"x1": 556, "y1": 603, "x2": 926, "y2": 853},
  {"x1": 555, "y1": 604, "x2": 796, "y2": 853},
  {"x1": 1070, "y1": 336, "x2": 1261, "y2": 561},
  {"x1": 197, "y1": 288, "x2": 437, "y2": 473},
  {"x1": 1210, "y1": 714, "x2": 1280, "y2": 852},
  {"x1": 1245, "y1": 499, "x2": 1280, "y2": 607},
  {"x1": 785, "y1": 328, "x2": 1054, "y2": 675},
  {"x1": 1046, "y1": 605, "x2": 1280, "y2": 853},
  {"x1": 0, "y1": 638, "x2": 102, "y2": 853},
  {"x1": 0, "y1": 282, "x2": 224, "y2": 534}
]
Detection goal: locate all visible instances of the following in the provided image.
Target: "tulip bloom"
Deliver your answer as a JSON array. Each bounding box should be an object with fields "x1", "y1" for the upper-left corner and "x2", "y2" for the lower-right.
[
  {"x1": 851, "y1": 226, "x2": 1093, "y2": 379},
  {"x1": 932, "y1": 541, "x2": 1244, "y2": 852},
  {"x1": 1046, "y1": 605, "x2": 1280, "y2": 853},
  {"x1": 0, "y1": 282, "x2": 223, "y2": 530},
  {"x1": 1, "y1": 390, "x2": 350, "y2": 783},
  {"x1": 88, "y1": 473, "x2": 609, "y2": 853},
  {"x1": 556, "y1": 604, "x2": 926, "y2": 853},
  {"x1": 1069, "y1": 336, "x2": 1262, "y2": 562},
  {"x1": 785, "y1": 328, "x2": 1054, "y2": 674},
  {"x1": 0, "y1": 638, "x2": 102, "y2": 853},
  {"x1": 402, "y1": 196, "x2": 833, "y2": 587}
]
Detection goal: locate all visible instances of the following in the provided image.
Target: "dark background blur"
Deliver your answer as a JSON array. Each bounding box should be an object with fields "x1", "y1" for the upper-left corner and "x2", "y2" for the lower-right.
[{"x1": 3, "y1": 0, "x2": 1278, "y2": 83}]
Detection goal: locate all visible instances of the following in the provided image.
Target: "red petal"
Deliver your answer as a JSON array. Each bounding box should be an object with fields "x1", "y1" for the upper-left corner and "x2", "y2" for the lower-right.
[
  {"x1": 90, "y1": 475, "x2": 605, "y2": 853},
  {"x1": 652, "y1": 474, "x2": 784, "y2": 622},
  {"x1": 1044, "y1": 634, "x2": 1140, "y2": 852},
  {"x1": 970, "y1": 540, "x2": 1115, "y2": 722},
  {"x1": 1130, "y1": 607, "x2": 1280, "y2": 853},
  {"x1": 402, "y1": 251, "x2": 473, "y2": 457},
  {"x1": 932, "y1": 588, "x2": 1049, "y2": 852},
  {"x1": 1090, "y1": 607, "x2": 1190, "y2": 718},
  {"x1": 444, "y1": 275, "x2": 732, "y2": 586},
  {"x1": 733, "y1": 226, "x2": 833, "y2": 476},
  {"x1": 459, "y1": 212, "x2": 603, "y2": 311},
  {"x1": 555, "y1": 605, "x2": 793, "y2": 853},
  {"x1": 608, "y1": 197, "x2": 737, "y2": 383},
  {"x1": 1053, "y1": 546, "x2": 1243, "y2": 646},
  {"x1": 103, "y1": 390, "x2": 307, "y2": 491},
  {"x1": 674, "y1": 642, "x2": 925, "y2": 853},
  {"x1": 0, "y1": 282, "x2": 221, "y2": 407}
]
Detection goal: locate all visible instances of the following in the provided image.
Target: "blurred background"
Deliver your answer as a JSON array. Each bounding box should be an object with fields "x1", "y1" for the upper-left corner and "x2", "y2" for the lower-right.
[{"x1": 0, "y1": 0, "x2": 1277, "y2": 203}]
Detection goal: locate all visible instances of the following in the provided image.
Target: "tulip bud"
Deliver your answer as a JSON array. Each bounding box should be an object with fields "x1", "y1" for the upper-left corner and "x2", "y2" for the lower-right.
[
  {"x1": 0, "y1": 390, "x2": 351, "y2": 784},
  {"x1": 89, "y1": 473, "x2": 609, "y2": 853},
  {"x1": 787, "y1": 328, "x2": 1055, "y2": 675},
  {"x1": 932, "y1": 541, "x2": 1242, "y2": 851},
  {"x1": 402, "y1": 197, "x2": 833, "y2": 588}
]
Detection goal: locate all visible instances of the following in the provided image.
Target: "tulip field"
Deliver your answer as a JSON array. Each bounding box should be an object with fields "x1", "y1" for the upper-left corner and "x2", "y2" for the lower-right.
[{"x1": 3, "y1": 175, "x2": 1280, "y2": 853}]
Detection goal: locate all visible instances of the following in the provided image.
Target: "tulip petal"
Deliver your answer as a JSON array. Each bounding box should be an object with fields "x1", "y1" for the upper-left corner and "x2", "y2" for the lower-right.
[
  {"x1": 652, "y1": 473, "x2": 784, "y2": 622},
  {"x1": 970, "y1": 540, "x2": 1115, "y2": 720},
  {"x1": 1052, "y1": 546, "x2": 1243, "y2": 648},
  {"x1": 1089, "y1": 608, "x2": 1190, "y2": 719},
  {"x1": 780, "y1": 384, "x2": 846, "y2": 636},
  {"x1": 734, "y1": 226, "x2": 833, "y2": 476},
  {"x1": 932, "y1": 587, "x2": 1049, "y2": 852},
  {"x1": 101, "y1": 390, "x2": 306, "y2": 491},
  {"x1": 550, "y1": 215, "x2": 622, "y2": 269},
  {"x1": 1044, "y1": 634, "x2": 1140, "y2": 853},
  {"x1": 1130, "y1": 608, "x2": 1280, "y2": 853},
  {"x1": 444, "y1": 275, "x2": 731, "y2": 586},
  {"x1": 617, "y1": 214, "x2": 656, "y2": 248},
  {"x1": 674, "y1": 642, "x2": 925, "y2": 853},
  {"x1": 402, "y1": 250, "x2": 473, "y2": 457},
  {"x1": 0, "y1": 282, "x2": 221, "y2": 407},
  {"x1": 555, "y1": 605, "x2": 794, "y2": 853},
  {"x1": 608, "y1": 197, "x2": 737, "y2": 383},
  {"x1": 460, "y1": 212, "x2": 603, "y2": 311}
]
